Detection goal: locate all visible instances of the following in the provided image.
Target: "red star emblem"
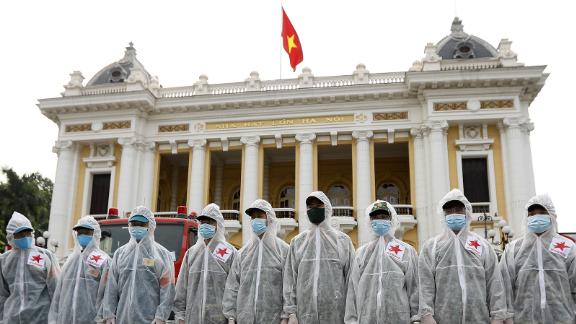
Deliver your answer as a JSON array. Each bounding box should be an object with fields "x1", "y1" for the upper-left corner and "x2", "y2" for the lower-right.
[
  {"x1": 216, "y1": 248, "x2": 229, "y2": 257},
  {"x1": 389, "y1": 245, "x2": 403, "y2": 255},
  {"x1": 469, "y1": 240, "x2": 481, "y2": 249},
  {"x1": 555, "y1": 242, "x2": 569, "y2": 251},
  {"x1": 90, "y1": 254, "x2": 102, "y2": 263},
  {"x1": 31, "y1": 254, "x2": 43, "y2": 264}
]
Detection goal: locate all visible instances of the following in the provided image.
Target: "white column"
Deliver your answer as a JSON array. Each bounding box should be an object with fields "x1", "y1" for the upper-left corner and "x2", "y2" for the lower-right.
[
  {"x1": 411, "y1": 127, "x2": 430, "y2": 246},
  {"x1": 263, "y1": 160, "x2": 270, "y2": 201},
  {"x1": 296, "y1": 133, "x2": 316, "y2": 232},
  {"x1": 48, "y1": 140, "x2": 76, "y2": 257},
  {"x1": 353, "y1": 130, "x2": 373, "y2": 246},
  {"x1": 213, "y1": 161, "x2": 224, "y2": 206},
  {"x1": 117, "y1": 138, "x2": 138, "y2": 217},
  {"x1": 188, "y1": 139, "x2": 207, "y2": 214},
  {"x1": 502, "y1": 118, "x2": 535, "y2": 235},
  {"x1": 241, "y1": 136, "x2": 261, "y2": 244},
  {"x1": 136, "y1": 142, "x2": 156, "y2": 209},
  {"x1": 425, "y1": 121, "x2": 450, "y2": 236}
]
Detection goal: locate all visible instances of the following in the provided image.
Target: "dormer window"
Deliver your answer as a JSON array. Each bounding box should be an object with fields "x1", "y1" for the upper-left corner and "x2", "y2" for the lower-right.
[
  {"x1": 453, "y1": 42, "x2": 475, "y2": 59},
  {"x1": 109, "y1": 68, "x2": 125, "y2": 83}
]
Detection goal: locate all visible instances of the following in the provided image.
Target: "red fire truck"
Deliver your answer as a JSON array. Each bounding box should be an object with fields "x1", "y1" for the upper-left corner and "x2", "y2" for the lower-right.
[{"x1": 98, "y1": 206, "x2": 198, "y2": 277}]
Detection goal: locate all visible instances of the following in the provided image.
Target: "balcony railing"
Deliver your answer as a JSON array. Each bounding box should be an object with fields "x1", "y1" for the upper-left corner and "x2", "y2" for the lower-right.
[
  {"x1": 221, "y1": 210, "x2": 240, "y2": 221},
  {"x1": 333, "y1": 206, "x2": 354, "y2": 217},
  {"x1": 274, "y1": 208, "x2": 296, "y2": 219},
  {"x1": 471, "y1": 202, "x2": 491, "y2": 214},
  {"x1": 393, "y1": 204, "x2": 414, "y2": 217}
]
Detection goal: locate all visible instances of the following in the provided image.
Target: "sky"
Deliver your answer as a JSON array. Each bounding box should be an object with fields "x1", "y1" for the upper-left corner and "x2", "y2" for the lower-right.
[{"x1": 1, "y1": 1, "x2": 575, "y2": 230}]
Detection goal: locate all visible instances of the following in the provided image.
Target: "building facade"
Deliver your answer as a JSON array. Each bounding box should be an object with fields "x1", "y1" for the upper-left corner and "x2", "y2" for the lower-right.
[{"x1": 39, "y1": 18, "x2": 547, "y2": 257}]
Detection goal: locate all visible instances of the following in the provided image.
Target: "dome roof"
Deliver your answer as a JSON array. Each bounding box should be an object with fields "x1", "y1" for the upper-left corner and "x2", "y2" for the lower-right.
[
  {"x1": 86, "y1": 42, "x2": 151, "y2": 86},
  {"x1": 436, "y1": 17, "x2": 498, "y2": 60}
]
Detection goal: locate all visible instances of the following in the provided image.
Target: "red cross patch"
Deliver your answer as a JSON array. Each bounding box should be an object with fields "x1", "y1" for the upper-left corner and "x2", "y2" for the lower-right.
[
  {"x1": 86, "y1": 251, "x2": 107, "y2": 268},
  {"x1": 385, "y1": 240, "x2": 406, "y2": 260},
  {"x1": 27, "y1": 252, "x2": 46, "y2": 269},
  {"x1": 464, "y1": 236, "x2": 483, "y2": 256},
  {"x1": 212, "y1": 242, "x2": 232, "y2": 262}
]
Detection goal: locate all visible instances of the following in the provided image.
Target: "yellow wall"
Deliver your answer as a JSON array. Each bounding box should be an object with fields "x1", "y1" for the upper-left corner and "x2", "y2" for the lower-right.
[
  {"x1": 489, "y1": 126, "x2": 508, "y2": 220},
  {"x1": 156, "y1": 153, "x2": 189, "y2": 212},
  {"x1": 373, "y1": 157, "x2": 411, "y2": 204},
  {"x1": 267, "y1": 162, "x2": 296, "y2": 206},
  {"x1": 447, "y1": 126, "x2": 459, "y2": 190}
]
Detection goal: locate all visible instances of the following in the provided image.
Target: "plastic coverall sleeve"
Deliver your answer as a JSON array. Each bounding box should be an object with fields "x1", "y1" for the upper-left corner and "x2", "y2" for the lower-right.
[
  {"x1": 418, "y1": 239, "x2": 437, "y2": 318},
  {"x1": 282, "y1": 239, "x2": 299, "y2": 317},
  {"x1": 344, "y1": 251, "x2": 363, "y2": 324},
  {"x1": 498, "y1": 240, "x2": 516, "y2": 319},
  {"x1": 222, "y1": 250, "x2": 242, "y2": 320},
  {"x1": 154, "y1": 248, "x2": 176, "y2": 320},
  {"x1": 173, "y1": 249, "x2": 190, "y2": 321},
  {"x1": 406, "y1": 245, "x2": 421, "y2": 321},
  {"x1": 485, "y1": 243, "x2": 508, "y2": 320},
  {"x1": 101, "y1": 251, "x2": 121, "y2": 320}
]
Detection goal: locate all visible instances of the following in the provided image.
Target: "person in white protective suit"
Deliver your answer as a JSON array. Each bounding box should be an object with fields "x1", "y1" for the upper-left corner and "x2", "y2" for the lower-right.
[
  {"x1": 49, "y1": 216, "x2": 110, "y2": 324},
  {"x1": 283, "y1": 191, "x2": 356, "y2": 324},
  {"x1": 222, "y1": 199, "x2": 290, "y2": 324},
  {"x1": 0, "y1": 211, "x2": 61, "y2": 323},
  {"x1": 344, "y1": 200, "x2": 419, "y2": 324},
  {"x1": 499, "y1": 194, "x2": 576, "y2": 323},
  {"x1": 100, "y1": 206, "x2": 175, "y2": 324},
  {"x1": 174, "y1": 203, "x2": 238, "y2": 324},
  {"x1": 418, "y1": 189, "x2": 507, "y2": 324}
]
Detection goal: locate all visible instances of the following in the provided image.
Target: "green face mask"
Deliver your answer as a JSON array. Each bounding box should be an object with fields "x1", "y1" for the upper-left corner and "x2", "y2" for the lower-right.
[{"x1": 307, "y1": 207, "x2": 325, "y2": 225}]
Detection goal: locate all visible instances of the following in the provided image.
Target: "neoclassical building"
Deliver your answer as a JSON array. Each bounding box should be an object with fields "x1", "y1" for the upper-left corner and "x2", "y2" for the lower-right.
[{"x1": 39, "y1": 18, "x2": 546, "y2": 256}]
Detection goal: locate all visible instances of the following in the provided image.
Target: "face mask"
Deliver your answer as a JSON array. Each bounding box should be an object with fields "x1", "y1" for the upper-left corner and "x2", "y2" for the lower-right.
[
  {"x1": 527, "y1": 214, "x2": 552, "y2": 233},
  {"x1": 445, "y1": 214, "x2": 467, "y2": 231},
  {"x1": 129, "y1": 226, "x2": 148, "y2": 241},
  {"x1": 371, "y1": 219, "x2": 392, "y2": 236},
  {"x1": 14, "y1": 236, "x2": 33, "y2": 250},
  {"x1": 199, "y1": 223, "x2": 216, "y2": 239},
  {"x1": 307, "y1": 208, "x2": 325, "y2": 225},
  {"x1": 77, "y1": 234, "x2": 93, "y2": 248},
  {"x1": 251, "y1": 218, "x2": 267, "y2": 236}
]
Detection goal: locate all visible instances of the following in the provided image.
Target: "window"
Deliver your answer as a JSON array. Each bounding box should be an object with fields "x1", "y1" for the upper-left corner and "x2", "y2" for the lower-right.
[
  {"x1": 377, "y1": 182, "x2": 400, "y2": 204},
  {"x1": 279, "y1": 186, "x2": 295, "y2": 208},
  {"x1": 327, "y1": 184, "x2": 351, "y2": 206},
  {"x1": 462, "y1": 158, "x2": 490, "y2": 203},
  {"x1": 231, "y1": 188, "x2": 241, "y2": 211},
  {"x1": 89, "y1": 173, "x2": 111, "y2": 215}
]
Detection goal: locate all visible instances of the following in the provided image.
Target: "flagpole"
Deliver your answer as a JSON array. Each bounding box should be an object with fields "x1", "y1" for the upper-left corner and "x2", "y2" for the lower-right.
[{"x1": 279, "y1": 5, "x2": 283, "y2": 80}]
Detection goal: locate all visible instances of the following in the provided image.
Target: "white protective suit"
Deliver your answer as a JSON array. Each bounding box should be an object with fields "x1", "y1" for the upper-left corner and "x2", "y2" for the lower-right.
[
  {"x1": 418, "y1": 189, "x2": 507, "y2": 323},
  {"x1": 222, "y1": 199, "x2": 290, "y2": 323},
  {"x1": 0, "y1": 211, "x2": 61, "y2": 324},
  {"x1": 100, "y1": 206, "x2": 175, "y2": 323},
  {"x1": 499, "y1": 194, "x2": 576, "y2": 323},
  {"x1": 345, "y1": 201, "x2": 419, "y2": 324},
  {"x1": 283, "y1": 191, "x2": 356, "y2": 324},
  {"x1": 174, "y1": 203, "x2": 238, "y2": 324},
  {"x1": 48, "y1": 216, "x2": 110, "y2": 324}
]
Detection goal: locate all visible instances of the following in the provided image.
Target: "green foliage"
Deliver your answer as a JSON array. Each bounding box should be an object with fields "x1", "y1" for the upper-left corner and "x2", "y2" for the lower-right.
[{"x1": 0, "y1": 168, "x2": 53, "y2": 248}]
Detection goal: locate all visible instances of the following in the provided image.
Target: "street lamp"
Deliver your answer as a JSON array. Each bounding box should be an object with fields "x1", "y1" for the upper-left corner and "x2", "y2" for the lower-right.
[
  {"x1": 490, "y1": 218, "x2": 514, "y2": 250},
  {"x1": 478, "y1": 212, "x2": 496, "y2": 239}
]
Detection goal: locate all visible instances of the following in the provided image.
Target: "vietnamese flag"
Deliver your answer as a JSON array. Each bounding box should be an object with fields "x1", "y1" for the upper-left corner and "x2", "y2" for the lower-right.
[{"x1": 282, "y1": 7, "x2": 304, "y2": 71}]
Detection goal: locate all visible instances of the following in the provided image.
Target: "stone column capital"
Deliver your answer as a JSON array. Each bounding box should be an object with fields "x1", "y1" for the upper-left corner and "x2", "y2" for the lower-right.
[
  {"x1": 425, "y1": 120, "x2": 449, "y2": 133},
  {"x1": 502, "y1": 117, "x2": 534, "y2": 134},
  {"x1": 118, "y1": 137, "x2": 137, "y2": 147},
  {"x1": 52, "y1": 140, "x2": 74, "y2": 154},
  {"x1": 295, "y1": 133, "x2": 316, "y2": 144},
  {"x1": 352, "y1": 130, "x2": 373, "y2": 142},
  {"x1": 409, "y1": 127, "x2": 424, "y2": 139},
  {"x1": 240, "y1": 135, "x2": 261, "y2": 147},
  {"x1": 188, "y1": 139, "x2": 207, "y2": 150}
]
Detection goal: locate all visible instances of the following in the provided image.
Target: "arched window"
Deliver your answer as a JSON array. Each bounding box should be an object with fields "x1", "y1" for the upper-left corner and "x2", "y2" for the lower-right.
[
  {"x1": 231, "y1": 188, "x2": 241, "y2": 211},
  {"x1": 327, "y1": 184, "x2": 351, "y2": 206},
  {"x1": 377, "y1": 182, "x2": 400, "y2": 204},
  {"x1": 278, "y1": 186, "x2": 295, "y2": 208}
]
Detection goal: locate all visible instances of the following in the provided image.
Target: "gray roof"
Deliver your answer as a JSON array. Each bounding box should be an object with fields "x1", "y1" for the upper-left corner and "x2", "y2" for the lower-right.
[
  {"x1": 436, "y1": 17, "x2": 498, "y2": 60},
  {"x1": 86, "y1": 43, "x2": 151, "y2": 86}
]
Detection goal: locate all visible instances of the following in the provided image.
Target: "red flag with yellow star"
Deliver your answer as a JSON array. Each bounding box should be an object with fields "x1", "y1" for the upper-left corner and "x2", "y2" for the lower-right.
[{"x1": 282, "y1": 8, "x2": 303, "y2": 71}]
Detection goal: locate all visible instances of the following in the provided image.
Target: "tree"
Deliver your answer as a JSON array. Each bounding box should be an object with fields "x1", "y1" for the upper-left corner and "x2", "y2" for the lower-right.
[{"x1": 0, "y1": 168, "x2": 53, "y2": 248}]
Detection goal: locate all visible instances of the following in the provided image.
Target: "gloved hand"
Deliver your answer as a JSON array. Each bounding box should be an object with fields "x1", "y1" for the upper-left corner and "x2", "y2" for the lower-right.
[
  {"x1": 228, "y1": 319, "x2": 236, "y2": 324},
  {"x1": 153, "y1": 319, "x2": 165, "y2": 324},
  {"x1": 105, "y1": 319, "x2": 115, "y2": 324},
  {"x1": 288, "y1": 313, "x2": 298, "y2": 324},
  {"x1": 504, "y1": 319, "x2": 514, "y2": 324},
  {"x1": 280, "y1": 319, "x2": 288, "y2": 324},
  {"x1": 420, "y1": 314, "x2": 437, "y2": 324},
  {"x1": 491, "y1": 320, "x2": 504, "y2": 324}
]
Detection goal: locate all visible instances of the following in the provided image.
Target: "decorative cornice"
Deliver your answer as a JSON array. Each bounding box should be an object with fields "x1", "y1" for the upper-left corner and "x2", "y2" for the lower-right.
[
  {"x1": 65, "y1": 123, "x2": 91, "y2": 132},
  {"x1": 433, "y1": 102, "x2": 467, "y2": 112},
  {"x1": 103, "y1": 120, "x2": 131, "y2": 130},
  {"x1": 480, "y1": 99, "x2": 514, "y2": 109},
  {"x1": 158, "y1": 123, "x2": 189, "y2": 133},
  {"x1": 373, "y1": 111, "x2": 408, "y2": 121}
]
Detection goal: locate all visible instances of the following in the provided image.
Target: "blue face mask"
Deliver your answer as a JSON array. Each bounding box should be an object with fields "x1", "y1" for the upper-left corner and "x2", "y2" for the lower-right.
[
  {"x1": 445, "y1": 214, "x2": 467, "y2": 231},
  {"x1": 77, "y1": 234, "x2": 93, "y2": 248},
  {"x1": 371, "y1": 219, "x2": 392, "y2": 236},
  {"x1": 199, "y1": 223, "x2": 216, "y2": 239},
  {"x1": 251, "y1": 218, "x2": 267, "y2": 236},
  {"x1": 527, "y1": 214, "x2": 551, "y2": 233},
  {"x1": 14, "y1": 236, "x2": 34, "y2": 250},
  {"x1": 129, "y1": 226, "x2": 148, "y2": 241}
]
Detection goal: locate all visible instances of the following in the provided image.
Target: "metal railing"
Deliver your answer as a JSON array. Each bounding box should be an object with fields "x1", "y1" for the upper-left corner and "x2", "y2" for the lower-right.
[
  {"x1": 333, "y1": 206, "x2": 354, "y2": 217},
  {"x1": 221, "y1": 210, "x2": 240, "y2": 221}
]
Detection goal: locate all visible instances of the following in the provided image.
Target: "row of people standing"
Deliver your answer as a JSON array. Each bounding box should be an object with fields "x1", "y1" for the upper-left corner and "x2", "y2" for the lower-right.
[{"x1": 0, "y1": 189, "x2": 574, "y2": 323}]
